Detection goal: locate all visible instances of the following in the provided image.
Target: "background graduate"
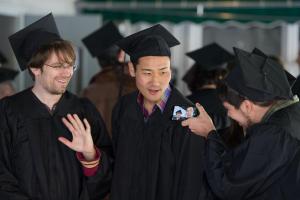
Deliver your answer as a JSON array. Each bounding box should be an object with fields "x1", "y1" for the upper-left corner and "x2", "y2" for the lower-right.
[
  {"x1": 81, "y1": 21, "x2": 136, "y2": 136},
  {"x1": 0, "y1": 65, "x2": 18, "y2": 99},
  {"x1": 183, "y1": 43, "x2": 243, "y2": 147}
]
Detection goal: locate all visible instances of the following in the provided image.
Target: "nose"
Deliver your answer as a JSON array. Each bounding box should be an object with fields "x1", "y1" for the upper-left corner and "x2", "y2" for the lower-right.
[
  {"x1": 223, "y1": 101, "x2": 230, "y2": 109},
  {"x1": 150, "y1": 73, "x2": 160, "y2": 86}
]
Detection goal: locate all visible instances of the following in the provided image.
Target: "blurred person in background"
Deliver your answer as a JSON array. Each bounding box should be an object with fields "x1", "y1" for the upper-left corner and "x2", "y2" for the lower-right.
[
  {"x1": 82, "y1": 21, "x2": 136, "y2": 136},
  {"x1": 183, "y1": 43, "x2": 243, "y2": 148},
  {"x1": 0, "y1": 52, "x2": 19, "y2": 99},
  {"x1": 0, "y1": 67, "x2": 18, "y2": 99}
]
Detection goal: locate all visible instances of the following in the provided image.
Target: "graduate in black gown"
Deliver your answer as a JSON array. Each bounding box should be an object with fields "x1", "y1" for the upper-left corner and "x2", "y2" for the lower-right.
[
  {"x1": 183, "y1": 43, "x2": 233, "y2": 129},
  {"x1": 292, "y1": 76, "x2": 300, "y2": 97},
  {"x1": 110, "y1": 24, "x2": 214, "y2": 200},
  {"x1": 0, "y1": 66, "x2": 19, "y2": 99},
  {"x1": 81, "y1": 21, "x2": 136, "y2": 136},
  {"x1": 0, "y1": 13, "x2": 112, "y2": 200},
  {"x1": 183, "y1": 43, "x2": 234, "y2": 142},
  {"x1": 0, "y1": 51, "x2": 19, "y2": 99},
  {"x1": 182, "y1": 47, "x2": 300, "y2": 199}
]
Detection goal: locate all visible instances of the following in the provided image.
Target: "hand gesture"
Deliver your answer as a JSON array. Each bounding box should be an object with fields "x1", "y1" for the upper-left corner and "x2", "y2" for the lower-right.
[
  {"x1": 58, "y1": 114, "x2": 96, "y2": 161},
  {"x1": 181, "y1": 103, "x2": 216, "y2": 138}
]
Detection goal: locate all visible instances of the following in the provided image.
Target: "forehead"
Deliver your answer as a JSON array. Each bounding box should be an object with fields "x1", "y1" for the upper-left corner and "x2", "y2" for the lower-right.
[
  {"x1": 136, "y1": 56, "x2": 170, "y2": 69},
  {"x1": 223, "y1": 101, "x2": 236, "y2": 109},
  {"x1": 46, "y1": 50, "x2": 74, "y2": 63}
]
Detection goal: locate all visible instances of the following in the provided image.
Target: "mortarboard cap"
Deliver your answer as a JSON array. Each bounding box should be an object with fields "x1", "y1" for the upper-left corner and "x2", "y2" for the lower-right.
[
  {"x1": 183, "y1": 43, "x2": 233, "y2": 84},
  {"x1": 285, "y1": 71, "x2": 297, "y2": 87},
  {"x1": 252, "y1": 48, "x2": 296, "y2": 87},
  {"x1": 292, "y1": 76, "x2": 300, "y2": 96},
  {"x1": 116, "y1": 24, "x2": 180, "y2": 63},
  {"x1": 9, "y1": 13, "x2": 61, "y2": 71},
  {"x1": 186, "y1": 43, "x2": 233, "y2": 71},
  {"x1": 0, "y1": 68, "x2": 19, "y2": 83},
  {"x1": 82, "y1": 21, "x2": 123, "y2": 57},
  {"x1": 225, "y1": 47, "x2": 293, "y2": 102}
]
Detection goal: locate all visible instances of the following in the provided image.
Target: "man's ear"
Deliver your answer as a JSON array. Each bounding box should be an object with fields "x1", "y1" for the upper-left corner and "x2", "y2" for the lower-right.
[
  {"x1": 29, "y1": 67, "x2": 41, "y2": 77},
  {"x1": 240, "y1": 99, "x2": 253, "y2": 115},
  {"x1": 128, "y1": 62, "x2": 136, "y2": 77}
]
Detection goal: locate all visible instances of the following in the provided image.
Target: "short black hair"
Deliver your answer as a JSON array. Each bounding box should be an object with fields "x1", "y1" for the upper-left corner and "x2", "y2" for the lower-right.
[
  {"x1": 96, "y1": 45, "x2": 122, "y2": 68},
  {"x1": 176, "y1": 110, "x2": 182, "y2": 114},
  {"x1": 187, "y1": 64, "x2": 227, "y2": 92}
]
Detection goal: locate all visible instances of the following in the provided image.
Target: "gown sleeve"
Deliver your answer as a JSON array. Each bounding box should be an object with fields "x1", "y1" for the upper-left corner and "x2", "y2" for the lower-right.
[
  {"x1": 0, "y1": 99, "x2": 30, "y2": 200},
  {"x1": 205, "y1": 124, "x2": 300, "y2": 200}
]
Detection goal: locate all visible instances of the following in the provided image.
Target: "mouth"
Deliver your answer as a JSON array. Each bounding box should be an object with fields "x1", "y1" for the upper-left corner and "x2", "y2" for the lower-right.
[
  {"x1": 148, "y1": 88, "x2": 161, "y2": 95},
  {"x1": 56, "y1": 79, "x2": 69, "y2": 85}
]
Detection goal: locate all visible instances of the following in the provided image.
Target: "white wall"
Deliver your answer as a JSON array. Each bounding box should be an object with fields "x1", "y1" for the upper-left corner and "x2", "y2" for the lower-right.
[{"x1": 0, "y1": 0, "x2": 76, "y2": 16}]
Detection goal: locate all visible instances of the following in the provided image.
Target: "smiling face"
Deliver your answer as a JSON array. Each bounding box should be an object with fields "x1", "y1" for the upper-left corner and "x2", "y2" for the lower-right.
[
  {"x1": 129, "y1": 56, "x2": 171, "y2": 107},
  {"x1": 31, "y1": 51, "x2": 74, "y2": 95}
]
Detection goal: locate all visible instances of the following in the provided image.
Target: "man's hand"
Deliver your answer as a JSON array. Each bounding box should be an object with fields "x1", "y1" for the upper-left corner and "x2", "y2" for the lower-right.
[
  {"x1": 58, "y1": 114, "x2": 96, "y2": 161},
  {"x1": 181, "y1": 103, "x2": 216, "y2": 138}
]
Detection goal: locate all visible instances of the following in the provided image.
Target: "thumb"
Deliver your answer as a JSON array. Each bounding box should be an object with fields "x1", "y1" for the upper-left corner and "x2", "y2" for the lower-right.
[
  {"x1": 58, "y1": 137, "x2": 73, "y2": 149},
  {"x1": 181, "y1": 118, "x2": 190, "y2": 127},
  {"x1": 196, "y1": 103, "x2": 207, "y2": 116}
]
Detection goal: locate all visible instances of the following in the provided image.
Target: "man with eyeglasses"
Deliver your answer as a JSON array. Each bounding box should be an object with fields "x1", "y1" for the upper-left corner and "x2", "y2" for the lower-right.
[{"x1": 0, "y1": 13, "x2": 112, "y2": 200}]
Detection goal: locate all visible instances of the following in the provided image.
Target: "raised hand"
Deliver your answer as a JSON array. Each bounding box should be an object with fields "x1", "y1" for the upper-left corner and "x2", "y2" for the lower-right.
[
  {"x1": 58, "y1": 114, "x2": 96, "y2": 161},
  {"x1": 181, "y1": 103, "x2": 216, "y2": 138}
]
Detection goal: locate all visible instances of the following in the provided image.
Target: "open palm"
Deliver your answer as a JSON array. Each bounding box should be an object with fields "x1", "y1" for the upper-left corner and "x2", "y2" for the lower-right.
[{"x1": 59, "y1": 114, "x2": 95, "y2": 155}]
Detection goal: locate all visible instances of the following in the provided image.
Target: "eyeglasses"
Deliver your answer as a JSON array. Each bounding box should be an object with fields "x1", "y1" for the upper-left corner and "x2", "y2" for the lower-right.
[{"x1": 44, "y1": 63, "x2": 78, "y2": 71}]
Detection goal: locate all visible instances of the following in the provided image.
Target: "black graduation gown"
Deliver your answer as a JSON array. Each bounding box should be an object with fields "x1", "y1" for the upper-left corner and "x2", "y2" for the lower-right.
[
  {"x1": 111, "y1": 87, "x2": 214, "y2": 200},
  {"x1": 205, "y1": 123, "x2": 300, "y2": 200},
  {"x1": 187, "y1": 89, "x2": 230, "y2": 131},
  {"x1": 265, "y1": 100, "x2": 300, "y2": 140},
  {"x1": 292, "y1": 76, "x2": 300, "y2": 97},
  {"x1": 0, "y1": 88, "x2": 112, "y2": 200}
]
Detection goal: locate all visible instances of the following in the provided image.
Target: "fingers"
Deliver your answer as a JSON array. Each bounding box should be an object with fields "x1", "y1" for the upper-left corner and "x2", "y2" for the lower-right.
[
  {"x1": 73, "y1": 114, "x2": 85, "y2": 131},
  {"x1": 63, "y1": 114, "x2": 87, "y2": 132},
  {"x1": 83, "y1": 118, "x2": 91, "y2": 132},
  {"x1": 58, "y1": 137, "x2": 74, "y2": 149},
  {"x1": 181, "y1": 118, "x2": 191, "y2": 127},
  {"x1": 195, "y1": 103, "x2": 202, "y2": 111},
  {"x1": 65, "y1": 114, "x2": 80, "y2": 131},
  {"x1": 62, "y1": 117, "x2": 78, "y2": 136},
  {"x1": 196, "y1": 103, "x2": 209, "y2": 117}
]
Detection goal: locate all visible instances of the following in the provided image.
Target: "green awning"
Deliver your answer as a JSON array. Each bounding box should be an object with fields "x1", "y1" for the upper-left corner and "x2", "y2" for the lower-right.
[{"x1": 77, "y1": 1, "x2": 300, "y2": 24}]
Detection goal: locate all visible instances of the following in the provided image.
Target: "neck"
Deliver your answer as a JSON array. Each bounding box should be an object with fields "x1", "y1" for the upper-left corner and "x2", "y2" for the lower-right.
[
  {"x1": 254, "y1": 105, "x2": 273, "y2": 124},
  {"x1": 32, "y1": 85, "x2": 62, "y2": 109},
  {"x1": 200, "y1": 84, "x2": 217, "y2": 90},
  {"x1": 143, "y1": 99, "x2": 157, "y2": 113}
]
